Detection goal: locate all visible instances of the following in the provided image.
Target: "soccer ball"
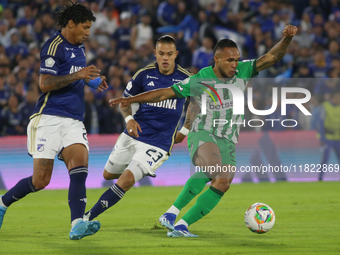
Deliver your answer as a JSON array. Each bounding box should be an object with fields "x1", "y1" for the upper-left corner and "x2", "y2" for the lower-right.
[{"x1": 244, "y1": 202, "x2": 275, "y2": 234}]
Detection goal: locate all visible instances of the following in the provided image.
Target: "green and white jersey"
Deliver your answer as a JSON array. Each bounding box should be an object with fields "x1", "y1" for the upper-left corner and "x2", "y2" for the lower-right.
[{"x1": 171, "y1": 60, "x2": 257, "y2": 143}]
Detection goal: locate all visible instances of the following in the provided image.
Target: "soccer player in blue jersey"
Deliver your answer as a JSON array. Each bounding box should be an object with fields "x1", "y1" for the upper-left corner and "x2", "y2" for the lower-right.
[
  {"x1": 84, "y1": 35, "x2": 192, "y2": 222},
  {"x1": 0, "y1": 3, "x2": 108, "y2": 240}
]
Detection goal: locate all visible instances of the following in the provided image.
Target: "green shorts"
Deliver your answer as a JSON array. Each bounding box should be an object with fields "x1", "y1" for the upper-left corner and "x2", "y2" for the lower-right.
[{"x1": 187, "y1": 130, "x2": 236, "y2": 166}]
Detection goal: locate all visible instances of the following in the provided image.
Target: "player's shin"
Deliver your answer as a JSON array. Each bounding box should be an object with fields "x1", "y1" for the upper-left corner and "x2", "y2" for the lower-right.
[
  {"x1": 171, "y1": 171, "x2": 211, "y2": 213},
  {"x1": 180, "y1": 186, "x2": 224, "y2": 226},
  {"x1": 85, "y1": 183, "x2": 125, "y2": 221},
  {"x1": 68, "y1": 166, "x2": 88, "y2": 225},
  {"x1": 1, "y1": 176, "x2": 37, "y2": 207}
]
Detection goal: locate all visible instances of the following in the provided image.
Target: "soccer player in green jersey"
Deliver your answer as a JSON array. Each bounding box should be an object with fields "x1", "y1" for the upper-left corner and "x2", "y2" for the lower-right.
[{"x1": 110, "y1": 25, "x2": 297, "y2": 237}]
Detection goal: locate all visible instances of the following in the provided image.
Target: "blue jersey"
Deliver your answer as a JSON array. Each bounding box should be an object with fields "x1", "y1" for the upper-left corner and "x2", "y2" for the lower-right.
[
  {"x1": 123, "y1": 63, "x2": 191, "y2": 153},
  {"x1": 31, "y1": 31, "x2": 87, "y2": 121}
]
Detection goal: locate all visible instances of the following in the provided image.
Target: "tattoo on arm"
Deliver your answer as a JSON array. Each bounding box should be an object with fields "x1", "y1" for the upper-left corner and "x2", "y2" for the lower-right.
[
  {"x1": 256, "y1": 36, "x2": 292, "y2": 72},
  {"x1": 270, "y1": 37, "x2": 292, "y2": 62},
  {"x1": 120, "y1": 104, "x2": 132, "y2": 118},
  {"x1": 183, "y1": 100, "x2": 201, "y2": 129},
  {"x1": 42, "y1": 73, "x2": 78, "y2": 91}
]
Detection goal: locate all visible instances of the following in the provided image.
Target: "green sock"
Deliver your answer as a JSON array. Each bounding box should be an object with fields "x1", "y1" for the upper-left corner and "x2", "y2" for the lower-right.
[
  {"x1": 182, "y1": 186, "x2": 224, "y2": 226},
  {"x1": 173, "y1": 171, "x2": 211, "y2": 210}
]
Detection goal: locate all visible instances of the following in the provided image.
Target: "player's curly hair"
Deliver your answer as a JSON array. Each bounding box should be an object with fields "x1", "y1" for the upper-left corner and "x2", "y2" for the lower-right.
[{"x1": 55, "y1": 1, "x2": 96, "y2": 28}]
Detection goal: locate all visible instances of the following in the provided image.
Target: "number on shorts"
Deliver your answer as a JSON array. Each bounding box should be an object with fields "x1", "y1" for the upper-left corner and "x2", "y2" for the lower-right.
[
  {"x1": 146, "y1": 149, "x2": 163, "y2": 163},
  {"x1": 83, "y1": 132, "x2": 88, "y2": 141}
]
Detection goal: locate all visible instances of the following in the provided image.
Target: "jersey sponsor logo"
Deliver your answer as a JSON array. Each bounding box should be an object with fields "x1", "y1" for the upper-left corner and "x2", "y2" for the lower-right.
[
  {"x1": 172, "y1": 78, "x2": 182, "y2": 82},
  {"x1": 126, "y1": 81, "x2": 132, "y2": 90},
  {"x1": 147, "y1": 75, "x2": 158, "y2": 79},
  {"x1": 65, "y1": 47, "x2": 74, "y2": 51},
  {"x1": 146, "y1": 99, "x2": 177, "y2": 110},
  {"x1": 208, "y1": 99, "x2": 233, "y2": 111},
  {"x1": 147, "y1": 81, "x2": 155, "y2": 86},
  {"x1": 71, "y1": 53, "x2": 76, "y2": 58},
  {"x1": 37, "y1": 144, "x2": 44, "y2": 152},
  {"x1": 69, "y1": 65, "x2": 83, "y2": 74},
  {"x1": 147, "y1": 161, "x2": 153, "y2": 166},
  {"x1": 45, "y1": 57, "x2": 55, "y2": 68},
  {"x1": 201, "y1": 80, "x2": 216, "y2": 84},
  {"x1": 40, "y1": 68, "x2": 57, "y2": 74},
  {"x1": 37, "y1": 137, "x2": 46, "y2": 142}
]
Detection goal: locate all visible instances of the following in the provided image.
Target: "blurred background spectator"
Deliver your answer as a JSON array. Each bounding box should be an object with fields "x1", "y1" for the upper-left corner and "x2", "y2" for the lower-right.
[{"x1": 0, "y1": 0, "x2": 339, "y2": 136}]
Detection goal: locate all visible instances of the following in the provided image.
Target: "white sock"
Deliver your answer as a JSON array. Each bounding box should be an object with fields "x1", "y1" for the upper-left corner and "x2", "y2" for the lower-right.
[
  {"x1": 0, "y1": 197, "x2": 8, "y2": 209},
  {"x1": 175, "y1": 219, "x2": 188, "y2": 227},
  {"x1": 166, "y1": 205, "x2": 180, "y2": 216},
  {"x1": 71, "y1": 218, "x2": 82, "y2": 228}
]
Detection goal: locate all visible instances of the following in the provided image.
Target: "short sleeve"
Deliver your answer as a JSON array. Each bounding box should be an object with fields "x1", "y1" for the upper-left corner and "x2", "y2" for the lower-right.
[
  {"x1": 171, "y1": 77, "x2": 191, "y2": 99},
  {"x1": 123, "y1": 75, "x2": 143, "y2": 97},
  {"x1": 171, "y1": 75, "x2": 206, "y2": 99},
  {"x1": 237, "y1": 59, "x2": 258, "y2": 79},
  {"x1": 39, "y1": 41, "x2": 62, "y2": 76}
]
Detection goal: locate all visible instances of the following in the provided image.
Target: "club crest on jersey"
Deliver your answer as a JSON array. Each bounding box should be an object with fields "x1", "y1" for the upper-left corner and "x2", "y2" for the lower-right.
[
  {"x1": 45, "y1": 57, "x2": 55, "y2": 68},
  {"x1": 126, "y1": 81, "x2": 132, "y2": 90},
  {"x1": 69, "y1": 65, "x2": 83, "y2": 74},
  {"x1": 37, "y1": 144, "x2": 44, "y2": 152}
]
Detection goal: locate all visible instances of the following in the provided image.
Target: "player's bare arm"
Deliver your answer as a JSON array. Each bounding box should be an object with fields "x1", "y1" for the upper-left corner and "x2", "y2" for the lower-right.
[
  {"x1": 256, "y1": 25, "x2": 297, "y2": 72},
  {"x1": 39, "y1": 65, "x2": 101, "y2": 93},
  {"x1": 109, "y1": 87, "x2": 176, "y2": 107},
  {"x1": 175, "y1": 99, "x2": 200, "y2": 143},
  {"x1": 120, "y1": 96, "x2": 142, "y2": 138}
]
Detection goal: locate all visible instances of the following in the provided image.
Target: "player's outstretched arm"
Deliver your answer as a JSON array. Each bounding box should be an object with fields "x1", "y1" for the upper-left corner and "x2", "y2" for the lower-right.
[
  {"x1": 119, "y1": 95, "x2": 142, "y2": 138},
  {"x1": 175, "y1": 99, "x2": 200, "y2": 143},
  {"x1": 256, "y1": 25, "x2": 297, "y2": 72},
  {"x1": 109, "y1": 87, "x2": 177, "y2": 107},
  {"x1": 39, "y1": 65, "x2": 101, "y2": 93}
]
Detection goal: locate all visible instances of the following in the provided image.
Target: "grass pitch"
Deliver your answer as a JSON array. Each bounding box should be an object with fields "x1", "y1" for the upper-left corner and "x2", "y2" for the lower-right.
[{"x1": 0, "y1": 181, "x2": 339, "y2": 255}]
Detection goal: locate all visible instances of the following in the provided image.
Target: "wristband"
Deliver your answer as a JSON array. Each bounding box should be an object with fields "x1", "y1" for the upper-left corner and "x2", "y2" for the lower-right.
[
  {"x1": 86, "y1": 77, "x2": 102, "y2": 89},
  {"x1": 125, "y1": 115, "x2": 134, "y2": 123},
  {"x1": 179, "y1": 126, "x2": 189, "y2": 136}
]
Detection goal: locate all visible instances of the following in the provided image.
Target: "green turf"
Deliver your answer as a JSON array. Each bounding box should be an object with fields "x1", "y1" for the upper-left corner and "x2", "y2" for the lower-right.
[{"x1": 0, "y1": 181, "x2": 339, "y2": 254}]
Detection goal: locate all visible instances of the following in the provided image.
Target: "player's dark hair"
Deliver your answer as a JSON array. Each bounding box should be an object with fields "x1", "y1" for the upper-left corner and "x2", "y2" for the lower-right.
[
  {"x1": 213, "y1": 39, "x2": 238, "y2": 55},
  {"x1": 55, "y1": 1, "x2": 96, "y2": 28},
  {"x1": 156, "y1": 35, "x2": 176, "y2": 48}
]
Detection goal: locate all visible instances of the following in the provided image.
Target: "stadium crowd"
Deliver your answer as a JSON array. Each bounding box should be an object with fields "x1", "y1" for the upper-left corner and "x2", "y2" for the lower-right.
[{"x1": 0, "y1": 0, "x2": 339, "y2": 135}]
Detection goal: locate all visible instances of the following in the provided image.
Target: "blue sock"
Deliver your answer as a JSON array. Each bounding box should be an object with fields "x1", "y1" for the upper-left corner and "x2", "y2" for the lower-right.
[
  {"x1": 87, "y1": 183, "x2": 125, "y2": 220},
  {"x1": 68, "y1": 166, "x2": 88, "y2": 222},
  {"x1": 1, "y1": 176, "x2": 37, "y2": 207}
]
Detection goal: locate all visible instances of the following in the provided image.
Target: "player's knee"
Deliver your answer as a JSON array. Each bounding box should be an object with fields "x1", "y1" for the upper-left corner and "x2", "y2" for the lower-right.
[
  {"x1": 211, "y1": 178, "x2": 231, "y2": 193},
  {"x1": 32, "y1": 177, "x2": 50, "y2": 190},
  {"x1": 195, "y1": 156, "x2": 222, "y2": 168},
  {"x1": 103, "y1": 170, "x2": 120, "y2": 180},
  {"x1": 116, "y1": 170, "x2": 135, "y2": 191}
]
